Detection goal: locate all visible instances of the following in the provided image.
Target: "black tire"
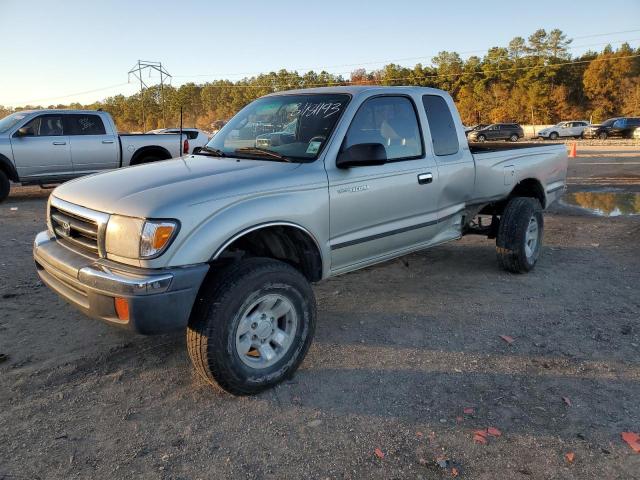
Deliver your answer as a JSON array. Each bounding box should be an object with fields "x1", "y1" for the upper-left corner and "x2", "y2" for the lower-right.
[
  {"x1": 509, "y1": 134, "x2": 519, "y2": 142},
  {"x1": 549, "y1": 132, "x2": 559, "y2": 140},
  {"x1": 0, "y1": 170, "x2": 10, "y2": 203},
  {"x1": 598, "y1": 132, "x2": 608, "y2": 140},
  {"x1": 477, "y1": 134, "x2": 486, "y2": 142},
  {"x1": 187, "y1": 257, "x2": 316, "y2": 395},
  {"x1": 496, "y1": 197, "x2": 543, "y2": 273}
]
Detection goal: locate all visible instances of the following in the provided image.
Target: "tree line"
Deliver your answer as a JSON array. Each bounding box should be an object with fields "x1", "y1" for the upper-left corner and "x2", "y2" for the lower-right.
[{"x1": 2, "y1": 29, "x2": 639, "y2": 132}]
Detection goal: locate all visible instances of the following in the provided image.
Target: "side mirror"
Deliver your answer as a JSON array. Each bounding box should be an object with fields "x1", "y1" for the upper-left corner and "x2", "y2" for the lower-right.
[
  {"x1": 336, "y1": 143, "x2": 387, "y2": 169},
  {"x1": 15, "y1": 127, "x2": 31, "y2": 137}
]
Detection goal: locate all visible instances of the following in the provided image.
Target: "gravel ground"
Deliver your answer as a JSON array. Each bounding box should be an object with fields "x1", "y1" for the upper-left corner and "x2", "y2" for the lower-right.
[{"x1": 1, "y1": 146, "x2": 639, "y2": 479}]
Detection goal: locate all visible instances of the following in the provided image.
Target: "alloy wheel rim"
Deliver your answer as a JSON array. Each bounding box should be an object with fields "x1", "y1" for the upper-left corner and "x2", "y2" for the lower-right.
[
  {"x1": 235, "y1": 294, "x2": 298, "y2": 369},
  {"x1": 524, "y1": 216, "x2": 539, "y2": 260}
]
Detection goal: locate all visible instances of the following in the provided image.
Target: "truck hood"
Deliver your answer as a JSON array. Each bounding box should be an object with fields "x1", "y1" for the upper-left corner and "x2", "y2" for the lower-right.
[{"x1": 53, "y1": 155, "x2": 302, "y2": 217}]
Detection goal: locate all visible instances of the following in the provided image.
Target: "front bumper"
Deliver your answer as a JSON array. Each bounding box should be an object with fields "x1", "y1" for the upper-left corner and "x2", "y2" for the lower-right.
[{"x1": 33, "y1": 231, "x2": 209, "y2": 334}]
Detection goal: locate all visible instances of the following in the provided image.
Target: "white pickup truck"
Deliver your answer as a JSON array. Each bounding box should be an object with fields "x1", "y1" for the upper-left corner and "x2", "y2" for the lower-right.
[
  {"x1": 0, "y1": 109, "x2": 189, "y2": 201},
  {"x1": 34, "y1": 87, "x2": 568, "y2": 395}
]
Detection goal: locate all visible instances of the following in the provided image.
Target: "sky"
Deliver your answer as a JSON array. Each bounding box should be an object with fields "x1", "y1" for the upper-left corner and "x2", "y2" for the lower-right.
[{"x1": 1, "y1": 0, "x2": 639, "y2": 107}]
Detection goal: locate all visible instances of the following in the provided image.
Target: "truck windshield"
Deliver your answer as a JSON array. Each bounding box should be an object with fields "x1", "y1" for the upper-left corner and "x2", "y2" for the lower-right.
[
  {"x1": 0, "y1": 112, "x2": 29, "y2": 133},
  {"x1": 204, "y1": 94, "x2": 350, "y2": 162}
]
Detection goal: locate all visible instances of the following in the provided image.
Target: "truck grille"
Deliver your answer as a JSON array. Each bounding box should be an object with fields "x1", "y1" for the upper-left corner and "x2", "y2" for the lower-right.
[
  {"x1": 49, "y1": 198, "x2": 109, "y2": 257},
  {"x1": 51, "y1": 206, "x2": 99, "y2": 254}
]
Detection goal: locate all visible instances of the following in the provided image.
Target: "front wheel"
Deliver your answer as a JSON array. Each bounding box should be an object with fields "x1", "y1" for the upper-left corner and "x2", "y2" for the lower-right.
[
  {"x1": 496, "y1": 197, "x2": 543, "y2": 273},
  {"x1": 187, "y1": 258, "x2": 316, "y2": 395},
  {"x1": 477, "y1": 134, "x2": 486, "y2": 142},
  {"x1": 549, "y1": 132, "x2": 559, "y2": 140},
  {"x1": 509, "y1": 134, "x2": 519, "y2": 142},
  {"x1": 0, "y1": 170, "x2": 9, "y2": 203},
  {"x1": 598, "y1": 132, "x2": 608, "y2": 140}
]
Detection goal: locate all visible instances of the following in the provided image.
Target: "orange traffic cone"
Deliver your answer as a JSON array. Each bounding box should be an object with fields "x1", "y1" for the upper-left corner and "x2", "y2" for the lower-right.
[{"x1": 569, "y1": 142, "x2": 577, "y2": 158}]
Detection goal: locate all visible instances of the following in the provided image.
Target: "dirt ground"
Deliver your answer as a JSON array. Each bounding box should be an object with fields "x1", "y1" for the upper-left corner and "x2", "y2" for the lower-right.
[{"x1": 1, "y1": 146, "x2": 639, "y2": 479}]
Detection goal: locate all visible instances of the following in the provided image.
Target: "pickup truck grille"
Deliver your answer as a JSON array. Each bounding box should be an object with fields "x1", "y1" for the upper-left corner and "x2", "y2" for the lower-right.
[{"x1": 51, "y1": 206, "x2": 99, "y2": 254}]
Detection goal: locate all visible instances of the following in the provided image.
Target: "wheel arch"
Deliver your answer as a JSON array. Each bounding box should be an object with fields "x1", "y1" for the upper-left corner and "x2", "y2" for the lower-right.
[
  {"x1": 211, "y1": 222, "x2": 324, "y2": 282},
  {"x1": 508, "y1": 178, "x2": 546, "y2": 208},
  {"x1": 0, "y1": 154, "x2": 19, "y2": 182},
  {"x1": 130, "y1": 146, "x2": 172, "y2": 165}
]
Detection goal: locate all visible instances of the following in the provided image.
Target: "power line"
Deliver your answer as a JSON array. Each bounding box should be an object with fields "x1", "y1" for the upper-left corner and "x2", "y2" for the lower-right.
[{"x1": 172, "y1": 30, "x2": 640, "y2": 79}]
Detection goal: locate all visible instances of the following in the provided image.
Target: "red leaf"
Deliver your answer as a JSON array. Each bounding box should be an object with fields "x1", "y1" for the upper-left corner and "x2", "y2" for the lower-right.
[
  {"x1": 621, "y1": 432, "x2": 640, "y2": 453},
  {"x1": 500, "y1": 335, "x2": 515, "y2": 344},
  {"x1": 487, "y1": 427, "x2": 502, "y2": 437},
  {"x1": 451, "y1": 467, "x2": 459, "y2": 477},
  {"x1": 562, "y1": 397, "x2": 572, "y2": 407},
  {"x1": 565, "y1": 452, "x2": 575, "y2": 463},
  {"x1": 416, "y1": 431, "x2": 424, "y2": 438},
  {"x1": 473, "y1": 434, "x2": 488, "y2": 444},
  {"x1": 374, "y1": 448, "x2": 385, "y2": 459},
  {"x1": 463, "y1": 407, "x2": 474, "y2": 414},
  {"x1": 473, "y1": 430, "x2": 488, "y2": 438}
]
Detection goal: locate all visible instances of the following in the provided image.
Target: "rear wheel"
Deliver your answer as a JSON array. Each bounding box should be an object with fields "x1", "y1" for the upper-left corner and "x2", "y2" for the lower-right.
[
  {"x1": 549, "y1": 132, "x2": 559, "y2": 140},
  {"x1": 477, "y1": 134, "x2": 486, "y2": 142},
  {"x1": 509, "y1": 134, "x2": 519, "y2": 142},
  {"x1": 187, "y1": 258, "x2": 316, "y2": 395},
  {"x1": 0, "y1": 170, "x2": 10, "y2": 203},
  {"x1": 598, "y1": 132, "x2": 608, "y2": 140},
  {"x1": 496, "y1": 197, "x2": 543, "y2": 273}
]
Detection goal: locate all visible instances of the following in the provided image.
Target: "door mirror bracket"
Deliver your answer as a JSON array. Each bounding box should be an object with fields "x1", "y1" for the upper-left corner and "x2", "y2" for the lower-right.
[{"x1": 336, "y1": 143, "x2": 387, "y2": 169}]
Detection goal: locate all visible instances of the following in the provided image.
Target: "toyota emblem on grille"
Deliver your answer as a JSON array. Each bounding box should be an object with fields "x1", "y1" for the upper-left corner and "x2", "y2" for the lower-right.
[{"x1": 61, "y1": 221, "x2": 71, "y2": 236}]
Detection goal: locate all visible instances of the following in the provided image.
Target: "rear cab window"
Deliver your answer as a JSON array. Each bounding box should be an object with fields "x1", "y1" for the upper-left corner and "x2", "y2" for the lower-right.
[
  {"x1": 421, "y1": 95, "x2": 459, "y2": 156},
  {"x1": 64, "y1": 114, "x2": 106, "y2": 135}
]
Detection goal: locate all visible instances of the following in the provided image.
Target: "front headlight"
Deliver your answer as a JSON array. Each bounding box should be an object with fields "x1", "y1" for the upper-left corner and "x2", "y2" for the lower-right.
[{"x1": 105, "y1": 215, "x2": 178, "y2": 259}]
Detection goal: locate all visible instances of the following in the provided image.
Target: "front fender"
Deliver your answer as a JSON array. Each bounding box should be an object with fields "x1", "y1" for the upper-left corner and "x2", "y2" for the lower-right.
[{"x1": 164, "y1": 185, "x2": 331, "y2": 275}]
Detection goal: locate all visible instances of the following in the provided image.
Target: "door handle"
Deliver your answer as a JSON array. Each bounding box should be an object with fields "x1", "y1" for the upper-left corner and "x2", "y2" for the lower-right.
[
  {"x1": 102, "y1": 140, "x2": 115, "y2": 144},
  {"x1": 52, "y1": 141, "x2": 66, "y2": 145},
  {"x1": 417, "y1": 173, "x2": 433, "y2": 185}
]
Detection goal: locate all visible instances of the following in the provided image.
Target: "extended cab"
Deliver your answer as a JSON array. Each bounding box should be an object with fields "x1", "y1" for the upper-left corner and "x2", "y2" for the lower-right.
[
  {"x1": 0, "y1": 110, "x2": 189, "y2": 201},
  {"x1": 33, "y1": 87, "x2": 568, "y2": 395}
]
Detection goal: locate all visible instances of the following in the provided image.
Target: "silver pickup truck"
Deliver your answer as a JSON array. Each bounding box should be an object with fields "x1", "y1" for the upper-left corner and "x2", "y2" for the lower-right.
[
  {"x1": 33, "y1": 87, "x2": 567, "y2": 395},
  {"x1": 0, "y1": 109, "x2": 188, "y2": 201}
]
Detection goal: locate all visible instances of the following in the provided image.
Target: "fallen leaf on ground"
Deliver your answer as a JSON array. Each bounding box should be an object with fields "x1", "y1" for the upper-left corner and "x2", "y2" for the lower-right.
[
  {"x1": 473, "y1": 434, "x2": 488, "y2": 444},
  {"x1": 463, "y1": 407, "x2": 474, "y2": 414},
  {"x1": 562, "y1": 397, "x2": 572, "y2": 407},
  {"x1": 500, "y1": 335, "x2": 515, "y2": 344},
  {"x1": 487, "y1": 427, "x2": 502, "y2": 437},
  {"x1": 451, "y1": 467, "x2": 459, "y2": 477},
  {"x1": 621, "y1": 432, "x2": 640, "y2": 453},
  {"x1": 565, "y1": 452, "x2": 575, "y2": 463},
  {"x1": 374, "y1": 448, "x2": 385, "y2": 459},
  {"x1": 416, "y1": 431, "x2": 423, "y2": 438}
]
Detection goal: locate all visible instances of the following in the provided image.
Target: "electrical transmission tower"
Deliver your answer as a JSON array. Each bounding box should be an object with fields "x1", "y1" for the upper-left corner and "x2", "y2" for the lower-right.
[{"x1": 127, "y1": 60, "x2": 172, "y2": 131}]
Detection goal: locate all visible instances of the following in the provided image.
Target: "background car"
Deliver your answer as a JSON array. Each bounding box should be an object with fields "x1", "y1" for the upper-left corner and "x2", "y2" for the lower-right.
[
  {"x1": 467, "y1": 123, "x2": 524, "y2": 142},
  {"x1": 633, "y1": 126, "x2": 640, "y2": 140},
  {"x1": 148, "y1": 128, "x2": 210, "y2": 153},
  {"x1": 538, "y1": 121, "x2": 589, "y2": 140},
  {"x1": 583, "y1": 117, "x2": 640, "y2": 139}
]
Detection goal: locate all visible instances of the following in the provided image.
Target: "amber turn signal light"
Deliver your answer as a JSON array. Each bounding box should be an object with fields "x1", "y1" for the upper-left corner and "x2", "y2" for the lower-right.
[{"x1": 114, "y1": 297, "x2": 130, "y2": 321}]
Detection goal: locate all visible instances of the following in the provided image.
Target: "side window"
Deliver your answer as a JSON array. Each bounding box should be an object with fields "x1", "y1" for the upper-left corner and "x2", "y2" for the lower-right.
[
  {"x1": 344, "y1": 96, "x2": 422, "y2": 161},
  {"x1": 64, "y1": 114, "x2": 106, "y2": 135},
  {"x1": 421, "y1": 95, "x2": 459, "y2": 156},
  {"x1": 20, "y1": 115, "x2": 64, "y2": 136}
]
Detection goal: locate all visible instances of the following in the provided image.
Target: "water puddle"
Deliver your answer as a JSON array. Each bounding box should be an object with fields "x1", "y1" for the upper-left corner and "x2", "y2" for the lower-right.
[{"x1": 561, "y1": 191, "x2": 640, "y2": 216}]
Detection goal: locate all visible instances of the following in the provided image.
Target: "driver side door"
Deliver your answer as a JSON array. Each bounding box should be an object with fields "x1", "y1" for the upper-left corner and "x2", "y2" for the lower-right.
[
  {"x1": 10, "y1": 114, "x2": 73, "y2": 180},
  {"x1": 327, "y1": 95, "x2": 440, "y2": 272}
]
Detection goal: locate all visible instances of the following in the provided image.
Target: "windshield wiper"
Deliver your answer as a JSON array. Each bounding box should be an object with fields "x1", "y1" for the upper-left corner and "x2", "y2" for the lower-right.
[
  {"x1": 196, "y1": 146, "x2": 227, "y2": 157},
  {"x1": 234, "y1": 147, "x2": 291, "y2": 162}
]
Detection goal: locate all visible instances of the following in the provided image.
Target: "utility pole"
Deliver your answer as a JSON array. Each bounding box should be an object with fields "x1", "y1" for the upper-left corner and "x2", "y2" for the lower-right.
[{"x1": 128, "y1": 60, "x2": 172, "y2": 131}]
